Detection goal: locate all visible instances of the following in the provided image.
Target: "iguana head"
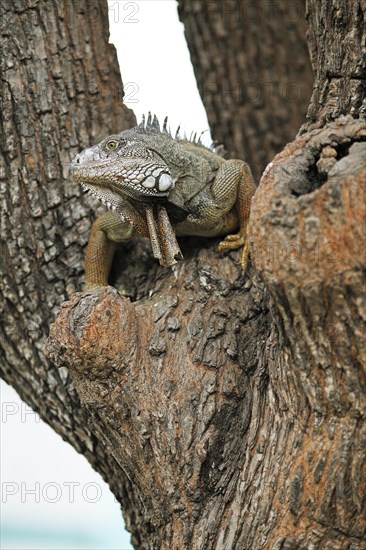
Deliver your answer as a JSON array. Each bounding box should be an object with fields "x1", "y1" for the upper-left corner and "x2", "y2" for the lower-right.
[{"x1": 70, "y1": 114, "x2": 175, "y2": 208}]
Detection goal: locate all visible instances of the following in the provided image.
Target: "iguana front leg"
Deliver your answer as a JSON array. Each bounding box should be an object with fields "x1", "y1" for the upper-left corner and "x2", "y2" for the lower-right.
[
  {"x1": 84, "y1": 211, "x2": 134, "y2": 289},
  {"x1": 216, "y1": 160, "x2": 256, "y2": 269},
  {"x1": 84, "y1": 197, "x2": 161, "y2": 289},
  {"x1": 84, "y1": 204, "x2": 183, "y2": 289}
]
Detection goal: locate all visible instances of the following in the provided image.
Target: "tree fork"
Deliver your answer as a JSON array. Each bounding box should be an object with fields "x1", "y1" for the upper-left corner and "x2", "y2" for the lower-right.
[
  {"x1": 46, "y1": 118, "x2": 366, "y2": 545},
  {"x1": 46, "y1": 1, "x2": 366, "y2": 547},
  {"x1": 1, "y1": 0, "x2": 365, "y2": 548}
]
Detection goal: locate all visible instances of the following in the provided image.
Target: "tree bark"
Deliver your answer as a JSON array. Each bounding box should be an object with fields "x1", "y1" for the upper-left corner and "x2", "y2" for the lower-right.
[
  {"x1": 177, "y1": 0, "x2": 314, "y2": 178},
  {"x1": 2, "y1": 0, "x2": 366, "y2": 549},
  {"x1": 304, "y1": 0, "x2": 366, "y2": 128}
]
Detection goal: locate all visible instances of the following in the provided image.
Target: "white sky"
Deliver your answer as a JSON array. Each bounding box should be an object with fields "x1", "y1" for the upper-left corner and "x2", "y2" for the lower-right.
[
  {"x1": 108, "y1": 0, "x2": 211, "y2": 143},
  {"x1": 1, "y1": 2, "x2": 208, "y2": 549}
]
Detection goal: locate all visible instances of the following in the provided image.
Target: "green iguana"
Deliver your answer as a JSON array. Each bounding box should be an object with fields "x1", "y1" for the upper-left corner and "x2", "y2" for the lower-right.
[{"x1": 70, "y1": 113, "x2": 256, "y2": 289}]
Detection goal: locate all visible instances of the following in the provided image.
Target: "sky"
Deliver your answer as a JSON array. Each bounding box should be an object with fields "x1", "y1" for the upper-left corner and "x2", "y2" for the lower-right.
[
  {"x1": 1, "y1": 2, "x2": 208, "y2": 549},
  {"x1": 1, "y1": 382, "x2": 132, "y2": 550},
  {"x1": 108, "y1": 0, "x2": 211, "y2": 143}
]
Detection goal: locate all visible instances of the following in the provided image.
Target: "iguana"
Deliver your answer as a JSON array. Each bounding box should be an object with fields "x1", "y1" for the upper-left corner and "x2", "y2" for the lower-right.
[{"x1": 70, "y1": 114, "x2": 256, "y2": 289}]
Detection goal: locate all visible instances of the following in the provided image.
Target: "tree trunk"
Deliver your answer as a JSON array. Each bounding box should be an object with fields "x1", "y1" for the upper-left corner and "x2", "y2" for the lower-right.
[
  {"x1": 2, "y1": 1, "x2": 366, "y2": 549},
  {"x1": 177, "y1": 0, "x2": 314, "y2": 178},
  {"x1": 0, "y1": 0, "x2": 136, "y2": 518}
]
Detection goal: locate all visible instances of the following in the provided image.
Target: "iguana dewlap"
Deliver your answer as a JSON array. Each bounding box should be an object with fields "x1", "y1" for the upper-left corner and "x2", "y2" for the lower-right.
[{"x1": 70, "y1": 114, "x2": 256, "y2": 289}]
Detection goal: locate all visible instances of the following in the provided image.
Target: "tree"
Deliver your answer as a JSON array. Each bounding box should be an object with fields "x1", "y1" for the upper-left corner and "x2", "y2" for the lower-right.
[{"x1": 1, "y1": 1, "x2": 365, "y2": 548}]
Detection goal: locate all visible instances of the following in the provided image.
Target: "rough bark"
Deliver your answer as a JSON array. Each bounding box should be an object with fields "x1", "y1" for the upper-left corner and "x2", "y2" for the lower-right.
[
  {"x1": 1, "y1": 1, "x2": 366, "y2": 549},
  {"x1": 177, "y1": 0, "x2": 314, "y2": 178},
  {"x1": 250, "y1": 116, "x2": 366, "y2": 548},
  {"x1": 304, "y1": 0, "x2": 366, "y2": 129}
]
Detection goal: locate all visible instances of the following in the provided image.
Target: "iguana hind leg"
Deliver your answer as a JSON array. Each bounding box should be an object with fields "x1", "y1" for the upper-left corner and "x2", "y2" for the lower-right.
[{"x1": 215, "y1": 160, "x2": 256, "y2": 270}]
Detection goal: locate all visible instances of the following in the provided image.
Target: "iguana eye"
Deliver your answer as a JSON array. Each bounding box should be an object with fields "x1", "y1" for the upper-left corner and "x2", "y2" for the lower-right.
[{"x1": 106, "y1": 139, "x2": 119, "y2": 151}]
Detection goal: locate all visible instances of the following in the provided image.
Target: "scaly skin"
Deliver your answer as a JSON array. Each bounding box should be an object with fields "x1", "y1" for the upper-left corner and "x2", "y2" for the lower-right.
[{"x1": 70, "y1": 114, "x2": 256, "y2": 289}]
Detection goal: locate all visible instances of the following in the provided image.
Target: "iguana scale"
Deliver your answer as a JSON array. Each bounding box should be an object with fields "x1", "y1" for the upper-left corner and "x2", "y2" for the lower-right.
[{"x1": 70, "y1": 114, "x2": 256, "y2": 289}]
